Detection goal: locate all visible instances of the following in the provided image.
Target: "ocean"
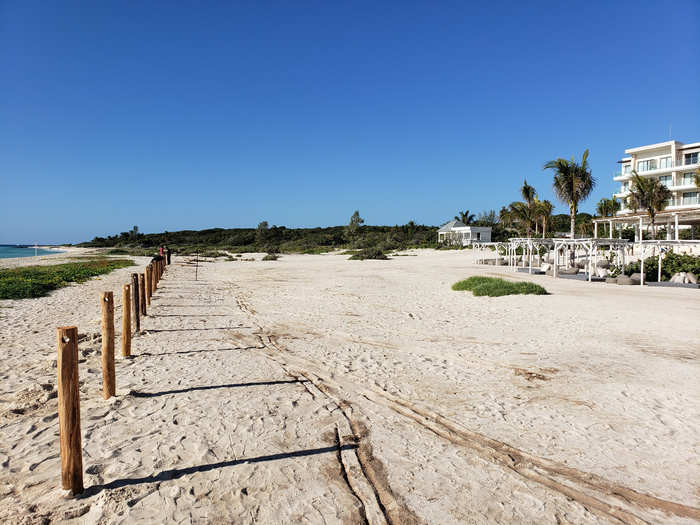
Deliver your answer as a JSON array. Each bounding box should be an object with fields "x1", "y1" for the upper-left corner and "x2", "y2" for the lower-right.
[{"x1": 0, "y1": 245, "x2": 64, "y2": 259}]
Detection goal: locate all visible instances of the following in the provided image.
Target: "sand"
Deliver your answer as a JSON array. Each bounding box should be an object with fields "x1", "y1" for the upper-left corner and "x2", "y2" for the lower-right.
[{"x1": 1, "y1": 250, "x2": 699, "y2": 524}]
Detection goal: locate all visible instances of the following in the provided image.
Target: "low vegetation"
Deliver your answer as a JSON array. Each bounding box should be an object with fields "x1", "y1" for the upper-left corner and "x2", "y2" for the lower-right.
[
  {"x1": 624, "y1": 252, "x2": 700, "y2": 282},
  {"x1": 78, "y1": 216, "x2": 439, "y2": 254},
  {"x1": 452, "y1": 277, "x2": 548, "y2": 297},
  {"x1": 349, "y1": 248, "x2": 389, "y2": 260},
  {"x1": 0, "y1": 258, "x2": 135, "y2": 299},
  {"x1": 262, "y1": 253, "x2": 279, "y2": 261}
]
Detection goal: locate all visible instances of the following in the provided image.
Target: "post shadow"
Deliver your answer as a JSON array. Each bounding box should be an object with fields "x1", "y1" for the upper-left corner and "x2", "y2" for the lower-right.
[
  {"x1": 138, "y1": 345, "x2": 263, "y2": 357},
  {"x1": 129, "y1": 379, "x2": 308, "y2": 398},
  {"x1": 80, "y1": 444, "x2": 358, "y2": 497},
  {"x1": 144, "y1": 327, "x2": 249, "y2": 332}
]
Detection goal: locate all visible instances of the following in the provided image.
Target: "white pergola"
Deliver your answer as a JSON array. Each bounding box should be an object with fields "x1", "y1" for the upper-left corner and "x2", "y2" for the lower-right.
[
  {"x1": 472, "y1": 236, "x2": 700, "y2": 286},
  {"x1": 548, "y1": 238, "x2": 630, "y2": 282},
  {"x1": 592, "y1": 209, "x2": 700, "y2": 243}
]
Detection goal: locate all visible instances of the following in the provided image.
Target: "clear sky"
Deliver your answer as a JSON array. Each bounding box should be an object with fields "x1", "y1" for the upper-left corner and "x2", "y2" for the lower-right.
[{"x1": 1, "y1": 1, "x2": 699, "y2": 244}]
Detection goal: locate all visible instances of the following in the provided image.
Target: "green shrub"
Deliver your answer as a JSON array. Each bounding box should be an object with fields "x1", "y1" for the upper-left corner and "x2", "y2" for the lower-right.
[
  {"x1": 452, "y1": 277, "x2": 548, "y2": 297},
  {"x1": 0, "y1": 258, "x2": 135, "y2": 299},
  {"x1": 349, "y1": 248, "x2": 389, "y2": 260},
  {"x1": 624, "y1": 252, "x2": 700, "y2": 282},
  {"x1": 262, "y1": 253, "x2": 279, "y2": 261}
]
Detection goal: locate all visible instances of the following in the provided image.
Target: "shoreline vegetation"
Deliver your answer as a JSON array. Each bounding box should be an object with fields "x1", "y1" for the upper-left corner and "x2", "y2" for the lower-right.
[
  {"x1": 76, "y1": 210, "x2": 612, "y2": 258},
  {"x1": 0, "y1": 258, "x2": 135, "y2": 299}
]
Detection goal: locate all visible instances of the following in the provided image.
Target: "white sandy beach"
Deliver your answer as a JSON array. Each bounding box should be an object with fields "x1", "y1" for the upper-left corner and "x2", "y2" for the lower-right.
[{"x1": 1, "y1": 250, "x2": 699, "y2": 524}]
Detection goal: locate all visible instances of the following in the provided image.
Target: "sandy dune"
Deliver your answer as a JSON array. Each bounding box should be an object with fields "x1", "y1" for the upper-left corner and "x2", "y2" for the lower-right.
[{"x1": 1, "y1": 251, "x2": 699, "y2": 524}]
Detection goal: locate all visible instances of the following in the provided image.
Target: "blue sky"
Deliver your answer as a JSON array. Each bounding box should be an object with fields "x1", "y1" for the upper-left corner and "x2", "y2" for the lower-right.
[{"x1": 1, "y1": 1, "x2": 699, "y2": 244}]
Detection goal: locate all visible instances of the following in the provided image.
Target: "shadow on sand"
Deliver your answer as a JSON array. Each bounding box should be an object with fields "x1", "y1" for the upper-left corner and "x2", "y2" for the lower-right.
[
  {"x1": 129, "y1": 379, "x2": 308, "y2": 398},
  {"x1": 81, "y1": 444, "x2": 357, "y2": 497},
  {"x1": 138, "y1": 345, "x2": 263, "y2": 357}
]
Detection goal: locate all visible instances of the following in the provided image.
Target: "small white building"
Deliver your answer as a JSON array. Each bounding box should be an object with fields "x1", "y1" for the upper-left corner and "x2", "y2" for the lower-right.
[{"x1": 437, "y1": 220, "x2": 492, "y2": 245}]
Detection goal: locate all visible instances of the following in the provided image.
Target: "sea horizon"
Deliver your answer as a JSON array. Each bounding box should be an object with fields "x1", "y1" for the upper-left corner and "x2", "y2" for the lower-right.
[{"x1": 0, "y1": 244, "x2": 65, "y2": 259}]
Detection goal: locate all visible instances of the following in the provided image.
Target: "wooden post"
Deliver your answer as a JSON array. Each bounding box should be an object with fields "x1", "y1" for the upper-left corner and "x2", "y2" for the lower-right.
[
  {"x1": 57, "y1": 326, "x2": 83, "y2": 494},
  {"x1": 101, "y1": 291, "x2": 116, "y2": 399},
  {"x1": 145, "y1": 265, "x2": 152, "y2": 306},
  {"x1": 151, "y1": 262, "x2": 157, "y2": 293},
  {"x1": 139, "y1": 274, "x2": 146, "y2": 316},
  {"x1": 152, "y1": 261, "x2": 158, "y2": 291},
  {"x1": 121, "y1": 284, "x2": 131, "y2": 357},
  {"x1": 131, "y1": 273, "x2": 140, "y2": 332}
]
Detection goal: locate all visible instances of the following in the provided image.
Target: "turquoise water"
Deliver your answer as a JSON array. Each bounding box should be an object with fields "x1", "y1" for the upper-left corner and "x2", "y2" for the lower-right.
[{"x1": 0, "y1": 245, "x2": 64, "y2": 259}]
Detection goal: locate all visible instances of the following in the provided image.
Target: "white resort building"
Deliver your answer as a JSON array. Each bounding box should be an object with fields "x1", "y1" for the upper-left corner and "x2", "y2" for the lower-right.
[
  {"x1": 437, "y1": 220, "x2": 492, "y2": 245},
  {"x1": 594, "y1": 139, "x2": 700, "y2": 240}
]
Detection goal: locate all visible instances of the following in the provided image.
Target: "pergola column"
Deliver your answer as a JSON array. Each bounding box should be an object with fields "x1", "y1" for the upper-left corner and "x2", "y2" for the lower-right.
[
  {"x1": 609, "y1": 220, "x2": 613, "y2": 239},
  {"x1": 594, "y1": 222, "x2": 598, "y2": 238},
  {"x1": 674, "y1": 214, "x2": 679, "y2": 241}
]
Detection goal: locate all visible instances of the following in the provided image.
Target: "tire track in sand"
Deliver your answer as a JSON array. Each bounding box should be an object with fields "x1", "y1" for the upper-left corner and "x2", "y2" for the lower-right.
[{"x1": 233, "y1": 292, "x2": 700, "y2": 525}]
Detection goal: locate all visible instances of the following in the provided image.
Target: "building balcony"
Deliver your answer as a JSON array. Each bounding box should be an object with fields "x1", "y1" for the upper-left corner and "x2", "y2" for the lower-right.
[
  {"x1": 612, "y1": 161, "x2": 699, "y2": 181},
  {"x1": 669, "y1": 183, "x2": 699, "y2": 192},
  {"x1": 617, "y1": 202, "x2": 700, "y2": 215}
]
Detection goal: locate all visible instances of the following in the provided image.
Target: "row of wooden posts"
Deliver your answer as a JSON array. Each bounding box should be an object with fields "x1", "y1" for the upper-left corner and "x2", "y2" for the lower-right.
[{"x1": 56, "y1": 255, "x2": 168, "y2": 495}]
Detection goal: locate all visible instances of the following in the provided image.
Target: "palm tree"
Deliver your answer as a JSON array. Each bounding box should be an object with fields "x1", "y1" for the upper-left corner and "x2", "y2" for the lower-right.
[
  {"x1": 521, "y1": 179, "x2": 536, "y2": 205},
  {"x1": 626, "y1": 171, "x2": 673, "y2": 239},
  {"x1": 595, "y1": 197, "x2": 621, "y2": 237},
  {"x1": 535, "y1": 199, "x2": 553, "y2": 238},
  {"x1": 695, "y1": 166, "x2": 700, "y2": 187},
  {"x1": 507, "y1": 201, "x2": 536, "y2": 237},
  {"x1": 454, "y1": 210, "x2": 475, "y2": 224},
  {"x1": 499, "y1": 206, "x2": 513, "y2": 230},
  {"x1": 544, "y1": 149, "x2": 596, "y2": 238}
]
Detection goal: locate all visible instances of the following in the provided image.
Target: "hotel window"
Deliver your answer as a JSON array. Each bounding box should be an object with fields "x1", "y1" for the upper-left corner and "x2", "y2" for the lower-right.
[
  {"x1": 621, "y1": 181, "x2": 629, "y2": 192},
  {"x1": 659, "y1": 175, "x2": 671, "y2": 187},
  {"x1": 682, "y1": 192, "x2": 699, "y2": 205},
  {"x1": 685, "y1": 152, "x2": 699, "y2": 165},
  {"x1": 659, "y1": 156, "x2": 672, "y2": 168},
  {"x1": 682, "y1": 172, "x2": 696, "y2": 186},
  {"x1": 622, "y1": 164, "x2": 631, "y2": 174},
  {"x1": 637, "y1": 159, "x2": 657, "y2": 172}
]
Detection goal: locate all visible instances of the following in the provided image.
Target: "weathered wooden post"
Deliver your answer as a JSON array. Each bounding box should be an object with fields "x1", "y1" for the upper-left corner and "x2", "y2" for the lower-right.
[
  {"x1": 57, "y1": 326, "x2": 83, "y2": 494},
  {"x1": 139, "y1": 274, "x2": 146, "y2": 316},
  {"x1": 145, "y1": 265, "x2": 152, "y2": 306},
  {"x1": 131, "y1": 273, "x2": 140, "y2": 332},
  {"x1": 101, "y1": 292, "x2": 116, "y2": 399},
  {"x1": 151, "y1": 262, "x2": 157, "y2": 293},
  {"x1": 152, "y1": 261, "x2": 158, "y2": 291},
  {"x1": 121, "y1": 284, "x2": 131, "y2": 357}
]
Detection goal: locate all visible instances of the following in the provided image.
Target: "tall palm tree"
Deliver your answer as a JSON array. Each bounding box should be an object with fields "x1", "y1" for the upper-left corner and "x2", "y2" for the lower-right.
[
  {"x1": 695, "y1": 166, "x2": 700, "y2": 187},
  {"x1": 454, "y1": 210, "x2": 475, "y2": 225},
  {"x1": 521, "y1": 179, "x2": 536, "y2": 205},
  {"x1": 535, "y1": 199, "x2": 553, "y2": 238},
  {"x1": 627, "y1": 171, "x2": 673, "y2": 239},
  {"x1": 544, "y1": 149, "x2": 596, "y2": 239}
]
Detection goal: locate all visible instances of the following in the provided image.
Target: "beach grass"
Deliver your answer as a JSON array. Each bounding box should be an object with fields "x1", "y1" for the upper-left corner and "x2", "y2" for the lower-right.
[
  {"x1": 0, "y1": 258, "x2": 135, "y2": 299},
  {"x1": 452, "y1": 277, "x2": 548, "y2": 297}
]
